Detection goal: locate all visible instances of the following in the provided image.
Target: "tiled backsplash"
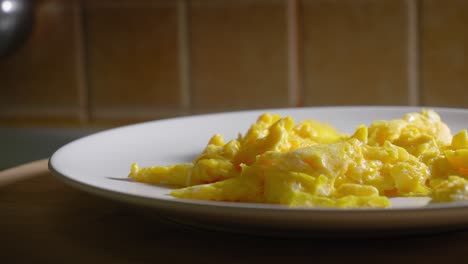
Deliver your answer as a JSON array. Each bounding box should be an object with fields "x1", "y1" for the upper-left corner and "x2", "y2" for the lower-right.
[
  {"x1": 303, "y1": 0, "x2": 409, "y2": 106},
  {"x1": 190, "y1": 0, "x2": 288, "y2": 112},
  {"x1": 1, "y1": 0, "x2": 467, "y2": 127}
]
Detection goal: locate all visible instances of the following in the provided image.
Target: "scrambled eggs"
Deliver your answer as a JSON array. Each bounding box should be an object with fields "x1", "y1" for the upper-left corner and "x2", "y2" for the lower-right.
[{"x1": 129, "y1": 110, "x2": 468, "y2": 208}]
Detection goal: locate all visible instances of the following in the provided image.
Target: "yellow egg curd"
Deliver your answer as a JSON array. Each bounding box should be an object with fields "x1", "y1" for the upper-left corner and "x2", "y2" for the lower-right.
[{"x1": 129, "y1": 110, "x2": 468, "y2": 208}]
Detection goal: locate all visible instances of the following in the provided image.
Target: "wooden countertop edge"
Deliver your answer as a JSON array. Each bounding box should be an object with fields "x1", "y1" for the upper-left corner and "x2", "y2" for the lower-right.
[{"x1": 0, "y1": 159, "x2": 49, "y2": 187}]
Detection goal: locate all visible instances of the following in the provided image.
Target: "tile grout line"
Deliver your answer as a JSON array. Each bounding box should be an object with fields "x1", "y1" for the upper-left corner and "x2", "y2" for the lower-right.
[
  {"x1": 0, "y1": 106, "x2": 83, "y2": 117},
  {"x1": 0, "y1": 106, "x2": 182, "y2": 119},
  {"x1": 407, "y1": 0, "x2": 420, "y2": 106},
  {"x1": 178, "y1": 0, "x2": 191, "y2": 114},
  {"x1": 85, "y1": 1, "x2": 176, "y2": 8},
  {"x1": 93, "y1": 107, "x2": 188, "y2": 120},
  {"x1": 287, "y1": 0, "x2": 302, "y2": 107},
  {"x1": 74, "y1": 0, "x2": 89, "y2": 124}
]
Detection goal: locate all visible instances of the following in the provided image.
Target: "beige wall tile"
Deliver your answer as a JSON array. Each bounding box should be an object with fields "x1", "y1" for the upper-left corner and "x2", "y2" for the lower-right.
[
  {"x1": 421, "y1": 0, "x2": 468, "y2": 107},
  {"x1": 85, "y1": 2, "x2": 181, "y2": 117},
  {"x1": 0, "y1": 0, "x2": 80, "y2": 109},
  {"x1": 190, "y1": 0, "x2": 288, "y2": 112},
  {"x1": 302, "y1": 0, "x2": 408, "y2": 106}
]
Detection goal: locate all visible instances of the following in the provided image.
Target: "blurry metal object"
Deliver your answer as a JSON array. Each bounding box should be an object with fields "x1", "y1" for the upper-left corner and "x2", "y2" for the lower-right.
[{"x1": 0, "y1": 0, "x2": 34, "y2": 58}]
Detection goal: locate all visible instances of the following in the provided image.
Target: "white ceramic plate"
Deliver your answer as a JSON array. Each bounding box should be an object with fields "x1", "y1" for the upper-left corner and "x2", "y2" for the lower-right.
[{"x1": 50, "y1": 106, "x2": 468, "y2": 237}]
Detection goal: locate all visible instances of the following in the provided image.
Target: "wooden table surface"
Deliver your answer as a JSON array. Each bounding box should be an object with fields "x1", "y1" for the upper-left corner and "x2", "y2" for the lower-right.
[{"x1": 2, "y1": 160, "x2": 468, "y2": 263}]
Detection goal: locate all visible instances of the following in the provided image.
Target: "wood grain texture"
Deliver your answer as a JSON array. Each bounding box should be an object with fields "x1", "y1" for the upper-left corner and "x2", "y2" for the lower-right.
[
  {"x1": 421, "y1": 0, "x2": 468, "y2": 107},
  {"x1": 302, "y1": 0, "x2": 409, "y2": 106},
  {"x1": 1, "y1": 165, "x2": 468, "y2": 262}
]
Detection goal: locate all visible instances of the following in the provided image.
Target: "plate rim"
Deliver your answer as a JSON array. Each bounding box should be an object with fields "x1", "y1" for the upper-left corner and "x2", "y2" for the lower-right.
[{"x1": 49, "y1": 105, "x2": 468, "y2": 216}]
